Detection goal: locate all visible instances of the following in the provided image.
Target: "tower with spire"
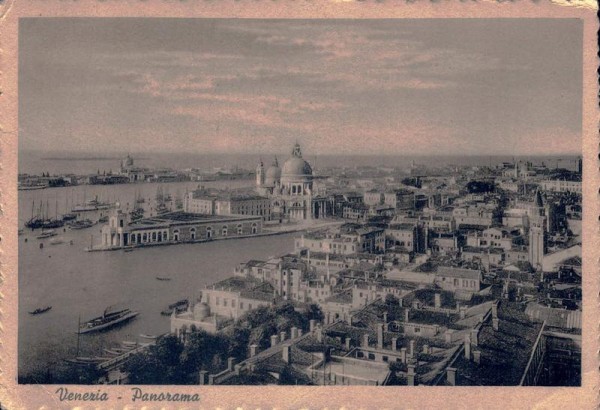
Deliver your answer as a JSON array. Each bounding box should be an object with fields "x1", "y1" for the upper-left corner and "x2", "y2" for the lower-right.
[
  {"x1": 256, "y1": 159, "x2": 265, "y2": 188},
  {"x1": 528, "y1": 189, "x2": 546, "y2": 271}
]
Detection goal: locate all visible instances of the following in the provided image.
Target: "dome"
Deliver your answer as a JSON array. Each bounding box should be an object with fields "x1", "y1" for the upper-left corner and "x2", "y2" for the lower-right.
[
  {"x1": 282, "y1": 157, "x2": 312, "y2": 177},
  {"x1": 265, "y1": 165, "x2": 281, "y2": 186},
  {"x1": 193, "y1": 302, "x2": 210, "y2": 320}
]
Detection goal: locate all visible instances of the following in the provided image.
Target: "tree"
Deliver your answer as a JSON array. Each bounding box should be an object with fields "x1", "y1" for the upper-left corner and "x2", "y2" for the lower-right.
[{"x1": 306, "y1": 304, "x2": 324, "y2": 323}]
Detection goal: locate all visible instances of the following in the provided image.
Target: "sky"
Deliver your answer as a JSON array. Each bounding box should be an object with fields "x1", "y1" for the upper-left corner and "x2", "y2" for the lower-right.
[{"x1": 19, "y1": 18, "x2": 582, "y2": 157}]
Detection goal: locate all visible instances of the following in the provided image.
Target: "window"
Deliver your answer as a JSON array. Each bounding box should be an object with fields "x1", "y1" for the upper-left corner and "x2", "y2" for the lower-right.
[
  {"x1": 414, "y1": 327, "x2": 420, "y2": 333},
  {"x1": 382, "y1": 356, "x2": 389, "y2": 362},
  {"x1": 368, "y1": 353, "x2": 375, "y2": 360},
  {"x1": 206, "y1": 227, "x2": 212, "y2": 239},
  {"x1": 223, "y1": 299, "x2": 227, "y2": 307},
  {"x1": 237, "y1": 224, "x2": 243, "y2": 235},
  {"x1": 190, "y1": 227, "x2": 196, "y2": 240},
  {"x1": 222, "y1": 226, "x2": 228, "y2": 236},
  {"x1": 231, "y1": 300, "x2": 236, "y2": 308},
  {"x1": 152, "y1": 232, "x2": 157, "y2": 241}
]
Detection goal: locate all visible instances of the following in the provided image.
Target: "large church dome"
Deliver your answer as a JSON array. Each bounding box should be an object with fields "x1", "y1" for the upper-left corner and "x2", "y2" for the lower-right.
[{"x1": 281, "y1": 143, "x2": 313, "y2": 180}]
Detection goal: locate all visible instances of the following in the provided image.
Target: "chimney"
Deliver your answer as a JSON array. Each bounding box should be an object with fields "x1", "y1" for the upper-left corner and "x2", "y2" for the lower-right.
[
  {"x1": 391, "y1": 337, "x2": 398, "y2": 352},
  {"x1": 270, "y1": 334, "x2": 279, "y2": 347},
  {"x1": 362, "y1": 333, "x2": 369, "y2": 348},
  {"x1": 464, "y1": 334, "x2": 471, "y2": 360},
  {"x1": 208, "y1": 374, "x2": 215, "y2": 385},
  {"x1": 473, "y1": 350, "x2": 481, "y2": 365},
  {"x1": 227, "y1": 357, "x2": 236, "y2": 372},
  {"x1": 492, "y1": 301, "x2": 499, "y2": 319},
  {"x1": 459, "y1": 306, "x2": 466, "y2": 319},
  {"x1": 249, "y1": 344, "x2": 258, "y2": 358},
  {"x1": 298, "y1": 329, "x2": 303, "y2": 337},
  {"x1": 345, "y1": 337, "x2": 351, "y2": 350},
  {"x1": 280, "y1": 331, "x2": 286, "y2": 343},
  {"x1": 234, "y1": 364, "x2": 241, "y2": 375},
  {"x1": 291, "y1": 326, "x2": 298, "y2": 339},
  {"x1": 434, "y1": 293, "x2": 441, "y2": 309},
  {"x1": 470, "y1": 328, "x2": 479, "y2": 346},
  {"x1": 444, "y1": 330, "x2": 453, "y2": 344},
  {"x1": 377, "y1": 324, "x2": 384, "y2": 349},
  {"x1": 400, "y1": 347, "x2": 407, "y2": 364},
  {"x1": 404, "y1": 309, "x2": 410, "y2": 322},
  {"x1": 309, "y1": 319, "x2": 316, "y2": 332},
  {"x1": 199, "y1": 370, "x2": 208, "y2": 385},
  {"x1": 422, "y1": 344, "x2": 429, "y2": 355},
  {"x1": 492, "y1": 318, "x2": 500, "y2": 331},
  {"x1": 282, "y1": 345, "x2": 291, "y2": 364},
  {"x1": 407, "y1": 364, "x2": 416, "y2": 386},
  {"x1": 316, "y1": 327, "x2": 323, "y2": 343},
  {"x1": 409, "y1": 340, "x2": 416, "y2": 357},
  {"x1": 446, "y1": 367, "x2": 457, "y2": 385},
  {"x1": 383, "y1": 312, "x2": 388, "y2": 323},
  {"x1": 398, "y1": 298, "x2": 403, "y2": 307}
]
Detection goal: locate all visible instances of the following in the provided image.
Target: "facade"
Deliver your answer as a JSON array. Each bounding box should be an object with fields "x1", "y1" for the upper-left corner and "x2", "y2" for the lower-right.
[
  {"x1": 435, "y1": 266, "x2": 481, "y2": 296},
  {"x1": 383, "y1": 189, "x2": 415, "y2": 210},
  {"x1": 539, "y1": 179, "x2": 582, "y2": 194},
  {"x1": 184, "y1": 191, "x2": 271, "y2": 220},
  {"x1": 100, "y1": 210, "x2": 263, "y2": 249}
]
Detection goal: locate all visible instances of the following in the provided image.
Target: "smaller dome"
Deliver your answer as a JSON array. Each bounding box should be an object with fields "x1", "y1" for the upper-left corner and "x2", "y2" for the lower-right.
[
  {"x1": 193, "y1": 302, "x2": 210, "y2": 320},
  {"x1": 265, "y1": 165, "x2": 281, "y2": 186}
]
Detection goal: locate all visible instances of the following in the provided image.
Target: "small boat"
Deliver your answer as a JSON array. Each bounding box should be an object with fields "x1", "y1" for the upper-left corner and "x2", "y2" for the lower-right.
[
  {"x1": 42, "y1": 219, "x2": 65, "y2": 229},
  {"x1": 156, "y1": 277, "x2": 171, "y2": 281},
  {"x1": 104, "y1": 349, "x2": 122, "y2": 356},
  {"x1": 98, "y1": 216, "x2": 109, "y2": 223},
  {"x1": 62, "y1": 213, "x2": 77, "y2": 221},
  {"x1": 18, "y1": 229, "x2": 24, "y2": 236},
  {"x1": 139, "y1": 334, "x2": 157, "y2": 339},
  {"x1": 29, "y1": 306, "x2": 52, "y2": 315},
  {"x1": 65, "y1": 358, "x2": 96, "y2": 366},
  {"x1": 49, "y1": 237, "x2": 64, "y2": 245},
  {"x1": 124, "y1": 248, "x2": 134, "y2": 253},
  {"x1": 69, "y1": 219, "x2": 96, "y2": 230},
  {"x1": 75, "y1": 356, "x2": 106, "y2": 363},
  {"x1": 122, "y1": 341, "x2": 138, "y2": 347},
  {"x1": 36, "y1": 230, "x2": 57, "y2": 239},
  {"x1": 160, "y1": 309, "x2": 173, "y2": 316}
]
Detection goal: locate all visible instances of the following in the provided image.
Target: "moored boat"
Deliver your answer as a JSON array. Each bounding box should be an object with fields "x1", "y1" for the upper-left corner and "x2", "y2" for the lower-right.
[
  {"x1": 156, "y1": 277, "x2": 171, "y2": 281},
  {"x1": 50, "y1": 237, "x2": 64, "y2": 245},
  {"x1": 139, "y1": 334, "x2": 157, "y2": 339},
  {"x1": 36, "y1": 230, "x2": 57, "y2": 239},
  {"x1": 78, "y1": 307, "x2": 139, "y2": 334},
  {"x1": 68, "y1": 219, "x2": 96, "y2": 230}
]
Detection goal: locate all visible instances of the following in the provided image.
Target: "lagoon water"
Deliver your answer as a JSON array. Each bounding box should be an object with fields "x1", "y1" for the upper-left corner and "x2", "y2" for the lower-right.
[{"x1": 18, "y1": 180, "x2": 296, "y2": 380}]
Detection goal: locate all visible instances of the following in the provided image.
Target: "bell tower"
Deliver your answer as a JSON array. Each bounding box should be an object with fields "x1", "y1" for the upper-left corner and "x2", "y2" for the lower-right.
[{"x1": 256, "y1": 160, "x2": 265, "y2": 188}]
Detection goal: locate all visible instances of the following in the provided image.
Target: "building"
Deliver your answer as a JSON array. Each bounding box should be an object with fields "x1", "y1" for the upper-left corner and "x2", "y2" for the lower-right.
[
  {"x1": 100, "y1": 210, "x2": 263, "y2": 249},
  {"x1": 256, "y1": 143, "x2": 330, "y2": 221},
  {"x1": 383, "y1": 189, "x2": 415, "y2": 211},
  {"x1": 539, "y1": 179, "x2": 582, "y2": 194},
  {"x1": 184, "y1": 190, "x2": 272, "y2": 220},
  {"x1": 435, "y1": 266, "x2": 481, "y2": 298}
]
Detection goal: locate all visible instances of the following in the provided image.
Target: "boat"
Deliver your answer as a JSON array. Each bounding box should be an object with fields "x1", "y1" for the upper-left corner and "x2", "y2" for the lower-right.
[
  {"x1": 68, "y1": 219, "x2": 96, "y2": 230},
  {"x1": 124, "y1": 248, "x2": 134, "y2": 253},
  {"x1": 41, "y1": 218, "x2": 65, "y2": 229},
  {"x1": 78, "y1": 307, "x2": 139, "y2": 334},
  {"x1": 160, "y1": 309, "x2": 173, "y2": 316},
  {"x1": 18, "y1": 184, "x2": 47, "y2": 191},
  {"x1": 104, "y1": 348, "x2": 122, "y2": 356},
  {"x1": 75, "y1": 356, "x2": 106, "y2": 363},
  {"x1": 71, "y1": 197, "x2": 117, "y2": 213},
  {"x1": 122, "y1": 341, "x2": 138, "y2": 347},
  {"x1": 139, "y1": 334, "x2": 157, "y2": 339},
  {"x1": 29, "y1": 306, "x2": 52, "y2": 315},
  {"x1": 156, "y1": 277, "x2": 171, "y2": 281},
  {"x1": 65, "y1": 358, "x2": 97, "y2": 366},
  {"x1": 98, "y1": 215, "x2": 109, "y2": 223},
  {"x1": 62, "y1": 213, "x2": 77, "y2": 221},
  {"x1": 49, "y1": 237, "x2": 64, "y2": 245},
  {"x1": 36, "y1": 230, "x2": 57, "y2": 239},
  {"x1": 18, "y1": 229, "x2": 24, "y2": 236},
  {"x1": 168, "y1": 299, "x2": 188, "y2": 309}
]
